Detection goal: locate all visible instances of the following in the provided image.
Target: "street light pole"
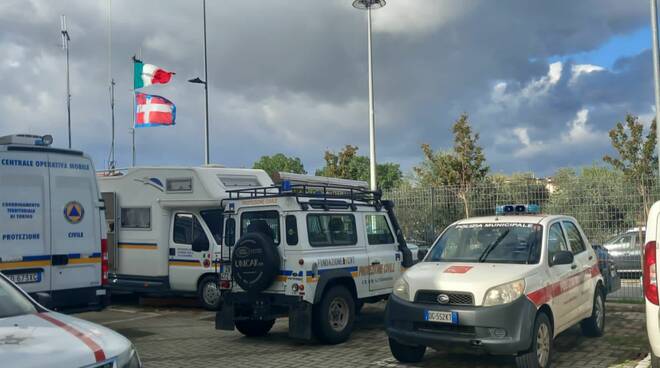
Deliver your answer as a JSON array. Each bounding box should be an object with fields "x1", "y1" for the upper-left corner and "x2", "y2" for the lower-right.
[
  {"x1": 353, "y1": 0, "x2": 386, "y2": 191},
  {"x1": 202, "y1": 0, "x2": 210, "y2": 165},
  {"x1": 651, "y1": 0, "x2": 660, "y2": 176}
]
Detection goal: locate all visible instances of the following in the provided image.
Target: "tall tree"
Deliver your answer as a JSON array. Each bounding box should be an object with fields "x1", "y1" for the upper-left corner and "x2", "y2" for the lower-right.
[
  {"x1": 603, "y1": 114, "x2": 657, "y2": 216},
  {"x1": 316, "y1": 145, "x2": 403, "y2": 190},
  {"x1": 253, "y1": 153, "x2": 306, "y2": 177},
  {"x1": 414, "y1": 113, "x2": 488, "y2": 217}
]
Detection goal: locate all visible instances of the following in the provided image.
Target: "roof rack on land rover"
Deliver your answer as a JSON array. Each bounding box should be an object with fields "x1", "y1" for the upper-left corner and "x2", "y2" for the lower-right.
[{"x1": 225, "y1": 173, "x2": 382, "y2": 210}]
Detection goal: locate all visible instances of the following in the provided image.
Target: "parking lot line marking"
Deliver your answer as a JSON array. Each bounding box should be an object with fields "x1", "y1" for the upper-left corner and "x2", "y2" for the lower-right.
[
  {"x1": 197, "y1": 312, "x2": 215, "y2": 320},
  {"x1": 102, "y1": 312, "x2": 162, "y2": 326},
  {"x1": 107, "y1": 307, "x2": 140, "y2": 314}
]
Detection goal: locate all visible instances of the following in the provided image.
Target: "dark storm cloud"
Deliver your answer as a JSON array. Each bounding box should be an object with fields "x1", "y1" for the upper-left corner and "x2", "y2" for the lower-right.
[{"x1": 0, "y1": 0, "x2": 653, "y2": 176}]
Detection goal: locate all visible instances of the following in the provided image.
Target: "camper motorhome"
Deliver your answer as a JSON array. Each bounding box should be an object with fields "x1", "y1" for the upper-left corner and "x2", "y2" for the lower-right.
[
  {"x1": 97, "y1": 166, "x2": 273, "y2": 309},
  {"x1": 0, "y1": 134, "x2": 107, "y2": 309}
]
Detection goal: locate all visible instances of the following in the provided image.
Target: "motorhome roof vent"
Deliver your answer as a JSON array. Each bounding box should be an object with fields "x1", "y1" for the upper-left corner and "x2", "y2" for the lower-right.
[{"x1": 0, "y1": 134, "x2": 53, "y2": 146}]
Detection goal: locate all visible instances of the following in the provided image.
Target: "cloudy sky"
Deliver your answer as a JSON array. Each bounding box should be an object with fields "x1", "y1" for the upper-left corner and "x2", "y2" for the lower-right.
[{"x1": 0, "y1": 0, "x2": 656, "y2": 177}]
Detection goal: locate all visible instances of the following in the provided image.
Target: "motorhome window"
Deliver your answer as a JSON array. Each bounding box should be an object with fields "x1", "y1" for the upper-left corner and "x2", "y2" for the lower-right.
[
  {"x1": 307, "y1": 214, "x2": 357, "y2": 247},
  {"x1": 285, "y1": 215, "x2": 298, "y2": 245},
  {"x1": 167, "y1": 178, "x2": 193, "y2": 192},
  {"x1": 365, "y1": 214, "x2": 394, "y2": 245},
  {"x1": 120, "y1": 207, "x2": 151, "y2": 229},
  {"x1": 200, "y1": 210, "x2": 223, "y2": 244},
  {"x1": 218, "y1": 175, "x2": 261, "y2": 188},
  {"x1": 241, "y1": 211, "x2": 280, "y2": 245},
  {"x1": 225, "y1": 218, "x2": 236, "y2": 246},
  {"x1": 173, "y1": 213, "x2": 207, "y2": 245}
]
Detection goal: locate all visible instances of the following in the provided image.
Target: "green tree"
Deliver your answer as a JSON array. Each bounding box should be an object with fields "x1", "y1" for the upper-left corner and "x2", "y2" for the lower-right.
[
  {"x1": 253, "y1": 153, "x2": 306, "y2": 177},
  {"x1": 315, "y1": 145, "x2": 403, "y2": 190},
  {"x1": 603, "y1": 114, "x2": 658, "y2": 216},
  {"x1": 414, "y1": 113, "x2": 488, "y2": 217}
]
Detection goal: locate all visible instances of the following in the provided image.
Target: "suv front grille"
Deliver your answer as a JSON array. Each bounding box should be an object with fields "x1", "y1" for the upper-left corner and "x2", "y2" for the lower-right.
[
  {"x1": 413, "y1": 322, "x2": 476, "y2": 336},
  {"x1": 414, "y1": 290, "x2": 474, "y2": 306}
]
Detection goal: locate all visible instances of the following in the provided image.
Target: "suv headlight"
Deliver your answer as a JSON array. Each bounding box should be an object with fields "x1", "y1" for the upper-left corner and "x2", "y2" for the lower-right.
[
  {"x1": 483, "y1": 279, "x2": 525, "y2": 307},
  {"x1": 116, "y1": 345, "x2": 142, "y2": 368},
  {"x1": 393, "y1": 277, "x2": 410, "y2": 301}
]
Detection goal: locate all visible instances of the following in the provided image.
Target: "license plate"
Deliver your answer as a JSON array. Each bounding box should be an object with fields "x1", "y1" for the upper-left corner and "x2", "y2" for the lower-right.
[
  {"x1": 424, "y1": 310, "x2": 458, "y2": 324},
  {"x1": 7, "y1": 272, "x2": 41, "y2": 284},
  {"x1": 220, "y1": 265, "x2": 231, "y2": 280}
]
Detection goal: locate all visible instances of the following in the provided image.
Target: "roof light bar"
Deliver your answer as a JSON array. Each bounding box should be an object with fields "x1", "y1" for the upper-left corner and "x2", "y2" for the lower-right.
[
  {"x1": 496, "y1": 204, "x2": 540, "y2": 215},
  {"x1": 273, "y1": 172, "x2": 369, "y2": 190}
]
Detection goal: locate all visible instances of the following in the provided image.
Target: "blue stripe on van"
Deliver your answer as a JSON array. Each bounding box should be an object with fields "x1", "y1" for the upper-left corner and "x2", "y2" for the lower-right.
[
  {"x1": 318, "y1": 266, "x2": 358, "y2": 275},
  {"x1": 21, "y1": 255, "x2": 51, "y2": 262}
]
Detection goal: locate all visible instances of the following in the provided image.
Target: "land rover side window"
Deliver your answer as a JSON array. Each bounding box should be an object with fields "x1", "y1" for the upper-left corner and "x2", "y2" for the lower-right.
[
  {"x1": 173, "y1": 213, "x2": 207, "y2": 245},
  {"x1": 365, "y1": 214, "x2": 394, "y2": 245},
  {"x1": 426, "y1": 223, "x2": 542, "y2": 264},
  {"x1": 286, "y1": 215, "x2": 298, "y2": 245},
  {"x1": 225, "y1": 218, "x2": 236, "y2": 246},
  {"x1": 548, "y1": 223, "x2": 569, "y2": 262},
  {"x1": 307, "y1": 214, "x2": 357, "y2": 247},
  {"x1": 121, "y1": 207, "x2": 151, "y2": 229},
  {"x1": 241, "y1": 211, "x2": 280, "y2": 245},
  {"x1": 200, "y1": 209, "x2": 223, "y2": 244},
  {"x1": 563, "y1": 221, "x2": 586, "y2": 254}
]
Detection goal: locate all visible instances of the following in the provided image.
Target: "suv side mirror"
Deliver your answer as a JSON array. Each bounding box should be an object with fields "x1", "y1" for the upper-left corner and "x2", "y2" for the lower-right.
[
  {"x1": 551, "y1": 250, "x2": 574, "y2": 266},
  {"x1": 417, "y1": 249, "x2": 428, "y2": 261},
  {"x1": 192, "y1": 235, "x2": 210, "y2": 252}
]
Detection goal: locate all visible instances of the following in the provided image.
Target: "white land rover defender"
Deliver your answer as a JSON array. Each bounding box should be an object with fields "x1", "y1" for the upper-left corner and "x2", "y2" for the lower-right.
[{"x1": 215, "y1": 173, "x2": 417, "y2": 344}]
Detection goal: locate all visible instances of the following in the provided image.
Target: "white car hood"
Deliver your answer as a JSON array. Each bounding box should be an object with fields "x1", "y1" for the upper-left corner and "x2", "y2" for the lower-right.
[
  {"x1": 405, "y1": 262, "x2": 537, "y2": 306},
  {"x1": 0, "y1": 312, "x2": 131, "y2": 368}
]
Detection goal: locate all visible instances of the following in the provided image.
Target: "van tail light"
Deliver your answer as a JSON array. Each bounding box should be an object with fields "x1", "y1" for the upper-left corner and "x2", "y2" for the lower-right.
[
  {"x1": 644, "y1": 241, "x2": 658, "y2": 305},
  {"x1": 101, "y1": 238, "x2": 109, "y2": 285}
]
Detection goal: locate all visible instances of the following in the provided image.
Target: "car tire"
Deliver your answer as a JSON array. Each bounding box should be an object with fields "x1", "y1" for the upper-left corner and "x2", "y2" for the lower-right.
[
  {"x1": 312, "y1": 285, "x2": 355, "y2": 344},
  {"x1": 198, "y1": 275, "x2": 222, "y2": 311},
  {"x1": 389, "y1": 338, "x2": 426, "y2": 363},
  {"x1": 235, "y1": 319, "x2": 276, "y2": 337},
  {"x1": 515, "y1": 312, "x2": 553, "y2": 368},
  {"x1": 650, "y1": 350, "x2": 660, "y2": 368},
  {"x1": 580, "y1": 288, "x2": 605, "y2": 337}
]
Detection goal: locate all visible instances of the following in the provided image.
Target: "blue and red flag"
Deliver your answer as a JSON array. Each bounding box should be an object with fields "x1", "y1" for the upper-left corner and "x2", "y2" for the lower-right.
[{"x1": 135, "y1": 93, "x2": 176, "y2": 128}]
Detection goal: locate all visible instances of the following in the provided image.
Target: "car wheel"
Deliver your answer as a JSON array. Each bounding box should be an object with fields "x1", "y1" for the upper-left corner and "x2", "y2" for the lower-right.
[
  {"x1": 198, "y1": 275, "x2": 222, "y2": 311},
  {"x1": 515, "y1": 312, "x2": 553, "y2": 368},
  {"x1": 651, "y1": 350, "x2": 660, "y2": 368},
  {"x1": 389, "y1": 338, "x2": 426, "y2": 363},
  {"x1": 235, "y1": 319, "x2": 276, "y2": 337},
  {"x1": 580, "y1": 288, "x2": 605, "y2": 337},
  {"x1": 312, "y1": 285, "x2": 355, "y2": 344}
]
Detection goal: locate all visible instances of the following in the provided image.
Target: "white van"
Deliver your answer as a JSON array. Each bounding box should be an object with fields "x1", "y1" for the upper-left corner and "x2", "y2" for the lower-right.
[
  {"x1": 644, "y1": 202, "x2": 660, "y2": 367},
  {"x1": 97, "y1": 166, "x2": 273, "y2": 309},
  {"x1": 0, "y1": 134, "x2": 107, "y2": 309}
]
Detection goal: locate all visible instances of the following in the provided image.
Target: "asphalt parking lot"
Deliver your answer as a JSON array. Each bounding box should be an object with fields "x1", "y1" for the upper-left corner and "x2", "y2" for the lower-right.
[{"x1": 75, "y1": 297, "x2": 649, "y2": 368}]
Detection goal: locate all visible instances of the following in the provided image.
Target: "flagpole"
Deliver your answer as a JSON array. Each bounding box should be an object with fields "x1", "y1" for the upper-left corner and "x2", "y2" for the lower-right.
[{"x1": 131, "y1": 56, "x2": 136, "y2": 167}]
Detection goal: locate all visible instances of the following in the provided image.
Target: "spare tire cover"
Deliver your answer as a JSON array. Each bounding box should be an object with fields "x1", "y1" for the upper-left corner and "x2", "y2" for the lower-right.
[{"x1": 232, "y1": 232, "x2": 280, "y2": 292}]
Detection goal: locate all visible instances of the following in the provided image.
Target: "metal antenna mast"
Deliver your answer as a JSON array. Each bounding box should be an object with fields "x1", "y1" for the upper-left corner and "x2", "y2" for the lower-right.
[
  {"x1": 352, "y1": 0, "x2": 386, "y2": 191},
  {"x1": 60, "y1": 15, "x2": 72, "y2": 149}
]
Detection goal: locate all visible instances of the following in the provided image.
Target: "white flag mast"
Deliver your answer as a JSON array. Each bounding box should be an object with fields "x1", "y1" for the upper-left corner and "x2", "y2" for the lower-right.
[{"x1": 60, "y1": 15, "x2": 71, "y2": 149}]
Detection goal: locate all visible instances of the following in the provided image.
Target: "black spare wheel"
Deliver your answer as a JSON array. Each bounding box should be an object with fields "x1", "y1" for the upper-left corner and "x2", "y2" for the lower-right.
[{"x1": 232, "y1": 229, "x2": 280, "y2": 292}]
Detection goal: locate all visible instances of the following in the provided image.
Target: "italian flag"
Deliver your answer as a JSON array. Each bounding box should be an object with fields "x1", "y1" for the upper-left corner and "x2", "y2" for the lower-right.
[{"x1": 133, "y1": 59, "x2": 174, "y2": 89}]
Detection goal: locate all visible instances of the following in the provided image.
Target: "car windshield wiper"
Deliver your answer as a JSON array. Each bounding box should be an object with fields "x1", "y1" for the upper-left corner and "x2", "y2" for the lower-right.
[{"x1": 478, "y1": 230, "x2": 510, "y2": 263}]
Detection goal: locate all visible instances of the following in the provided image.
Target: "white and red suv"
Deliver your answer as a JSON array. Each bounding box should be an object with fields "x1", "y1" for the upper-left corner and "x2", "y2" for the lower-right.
[{"x1": 386, "y1": 205, "x2": 605, "y2": 368}]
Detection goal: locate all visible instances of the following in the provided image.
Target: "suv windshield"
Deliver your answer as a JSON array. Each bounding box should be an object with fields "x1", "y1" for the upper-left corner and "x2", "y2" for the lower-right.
[
  {"x1": 0, "y1": 276, "x2": 38, "y2": 318},
  {"x1": 426, "y1": 223, "x2": 543, "y2": 264}
]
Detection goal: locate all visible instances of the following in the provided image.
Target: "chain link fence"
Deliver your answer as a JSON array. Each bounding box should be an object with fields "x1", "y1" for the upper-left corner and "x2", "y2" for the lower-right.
[{"x1": 385, "y1": 175, "x2": 660, "y2": 301}]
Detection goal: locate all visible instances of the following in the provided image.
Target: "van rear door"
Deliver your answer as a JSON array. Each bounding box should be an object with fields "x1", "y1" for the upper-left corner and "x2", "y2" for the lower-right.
[
  {"x1": 48, "y1": 152, "x2": 102, "y2": 291},
  {"x1": 0, "y1": 150, "x2": 51, "y2": 293}
]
